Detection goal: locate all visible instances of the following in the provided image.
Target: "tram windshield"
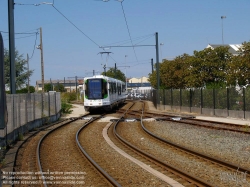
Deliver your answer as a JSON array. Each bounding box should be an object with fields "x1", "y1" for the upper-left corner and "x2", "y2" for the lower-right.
[{"x1": 87, "y1": 79, "x2": 103, "y2": 99}]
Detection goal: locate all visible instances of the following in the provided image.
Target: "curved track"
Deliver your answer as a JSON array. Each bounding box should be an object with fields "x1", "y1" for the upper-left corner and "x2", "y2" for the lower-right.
[
  {"x1": 114, "y1": 101, "x2": 250, "y2": 186},
  {"x1": 117, "y1": 103, "x2": 250, "y2": 134}
]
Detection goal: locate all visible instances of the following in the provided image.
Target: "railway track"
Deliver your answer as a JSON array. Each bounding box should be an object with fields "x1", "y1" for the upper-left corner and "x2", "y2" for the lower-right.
[
  {"x1": 77, "y1": 112, "x2": 171, "y2": 186},
  {"x1": 117, "y1": 102, "x2": 250, "y2": 134},
  {"x1": 9, "y1": 100, "x2": 250, "y2": 186},
  {"x1": 12, "y1": 116, "x2": 117, "y2": 186},
  {"x1": 114, "y1": 101, "x2": 250, "y2": 186},
  {"x1": 12, "y1": 118, "x2": 76, "y2": 186}
]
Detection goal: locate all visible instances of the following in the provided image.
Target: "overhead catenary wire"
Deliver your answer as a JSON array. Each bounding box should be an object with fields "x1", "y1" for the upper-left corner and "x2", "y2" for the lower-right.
[
  {"x1": 102, "y1": 33, "x2": 154, "y2": 47},
  {"x1": 15, "y1": 1, "x2": 120, "y2": 65},
  {"x1": 51, "y1": 2, "x2": 120, "y2": 64},
  {"x1": 51, "y1": 4, "x2": 101, "y2": 48},
  {"x1": 119, "y1": 0, "x2": 138, "y2": 62},
  {"x1": 29, "y1": 31, "x2": 39, "y2": 59},
  {"x1": 1, "y1": 29, "x2": 39, "y2": 59}
]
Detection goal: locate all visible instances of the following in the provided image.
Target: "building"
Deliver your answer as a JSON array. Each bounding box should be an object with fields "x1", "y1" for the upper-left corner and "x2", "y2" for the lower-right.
[
  {"x1": 36, "y1": 79, "x2": 83, "y2": 92},
  {"x1": 36, "y1": 76, "x2": 152, "y2": 92},
  {"x1": 127, "y1": 76, "x2": 151, "y2": 92},
  {"x1": 206, "y1": 44, "x2": 242, "y2": 56}
]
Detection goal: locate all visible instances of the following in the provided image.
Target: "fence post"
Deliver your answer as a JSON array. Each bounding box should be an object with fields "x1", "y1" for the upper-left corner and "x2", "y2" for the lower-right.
[
  {"x1": 48, "y1": 93, "x2": 50, "y2": 117},
  {"x1": 33, "y1": 94, "x2": 35, "y2": 120},
  {"x1": 55, "y1": 92, "x2": 57, "y2": 115},
  {"x1": 180, "y1": 89, "x2": 182, "y2": 112},
  {"x1": 12, "y1": 95, "x2": 15, "y2": 144},
  {"x1": 163, "y1": 89, "x2": 166, "y2": 110},
  {"x1": 25, "y1": 94, "x2": 28, "y2": 124},
  {"x1": 213, "y1": 88, "x2": 215, "y2": 116},
  {"x1": 189, "y1": 88, "x2": 192, "y2": 113},
  {"x1": 227, "y1": 88, "x2": 229, "y2": 117},
  {"x1": 18, "y1": 95, "x2": 21, "y2": 130},
  {"x1": 243, "y1": 88, "x2": 246, "y2": 119},
  {"x1": 41, "y1": 93, "x2": 44, "y2": 120},
  {"x1": 200, "y1": 88, "x2": 203, "y2": 114},
  {"x1": 171, "y1": 89, "x2": 173, "y2": 110}
]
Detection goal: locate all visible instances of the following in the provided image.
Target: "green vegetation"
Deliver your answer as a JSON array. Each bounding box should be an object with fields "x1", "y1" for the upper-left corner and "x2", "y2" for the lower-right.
[
  {"x1": 18, "y1": 132, "x2": 24, "y2": 141},
  {"x1": 60, "y1": 92, "x2": 79, "y2": 114},
  {"x1": 44, "y1": 83, "x2": 65, "y2": 92},
  {"x1": 101, "y1": 67, "x2": 126, "y2": 82},
  {"x1": 4, "y1": 48, "x2": 34, "y2": 90},
  {"x1": 61, "y1": 101, "x2": 73, "y2": 114},
  {"x1": 149, "y1": 41, "x2": 250, "y2": 89}
]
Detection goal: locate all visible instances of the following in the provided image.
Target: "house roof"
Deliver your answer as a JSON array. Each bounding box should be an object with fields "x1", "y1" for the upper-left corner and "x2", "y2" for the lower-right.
[{"x1": 206, "y1": 44, "x2": 242, "y2": 55}]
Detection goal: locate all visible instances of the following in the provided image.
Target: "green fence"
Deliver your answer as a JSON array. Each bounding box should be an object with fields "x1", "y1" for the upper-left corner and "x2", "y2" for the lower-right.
[{"x1": 153, "y1": 87, "x2": 250, "y2": 119}]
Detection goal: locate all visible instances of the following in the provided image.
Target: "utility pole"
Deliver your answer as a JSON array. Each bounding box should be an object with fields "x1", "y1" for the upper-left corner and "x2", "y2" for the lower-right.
[
  {"x1": 151, "y1": 58, "x2": 153, "y2": 74},
  {"x1": 221, "y1": 16, "x2": 226, "y2": 44},
  {"x1": 155, "y1": 32, "x2": 160, "y2": 90},
  {"x1": 0, "y1": 32, "x2": 7, "y2": 129},
  {"x1": 27, "y1": 54, "x2": 30, "y2": 93},
  {"x1": 39, "y1": 27, "x2": 45, "y2": 93},
  {"x1": 114, "y1": 63, "x2": 116, "y2": 79},
  {"x1": 8, "y1": 0, "x2": 16, "y2": 94},
  {"x1": 125, "y1": 55, "x2": 128, "y2": 92}
]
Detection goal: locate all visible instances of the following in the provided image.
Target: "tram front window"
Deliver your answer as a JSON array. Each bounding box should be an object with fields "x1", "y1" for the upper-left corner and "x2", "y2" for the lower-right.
[{"x1": 88, "y1": 79, "x2": 102, "y2": 99}]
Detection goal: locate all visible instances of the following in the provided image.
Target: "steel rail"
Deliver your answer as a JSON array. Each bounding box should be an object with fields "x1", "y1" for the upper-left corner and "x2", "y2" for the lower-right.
[
  {"x1": 119, "y1": 107, "x2": 250, "y2": 134},
  {"x1": 36, "y1": 116, "x2": 84, "y2": 187},
  {"x1": 139, "y1": 102, "x2": 250, "y2": 176},
  {"x1": 114, "y1": 102, "x2": 213, "y2": 187},
  {"x1": 12, "y1": 118, "x2": 69, "y2": 185},
  {"x1": 75, "y1": 116, "x2": 122, "y2": 187}
]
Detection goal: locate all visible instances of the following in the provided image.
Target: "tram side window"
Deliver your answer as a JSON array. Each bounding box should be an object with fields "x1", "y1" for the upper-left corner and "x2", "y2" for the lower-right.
[
  {"x1": 102, "y1": 81, "x2": 108, "y2": 96},
  {"x1": 122, "y1": 84, "x2": 125, "y2": 92},
  {"x1": 118, "y1": 86, "x2": 121, "y2": 95},
  {"x1": 112, "y1": 82, "x2": 115, "y2": 94}
]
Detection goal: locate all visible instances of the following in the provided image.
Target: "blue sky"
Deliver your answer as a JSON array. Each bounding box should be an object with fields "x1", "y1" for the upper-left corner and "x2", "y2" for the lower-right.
[{"x1": 1, "y1": 0, "x2": 250, "y2": 86}]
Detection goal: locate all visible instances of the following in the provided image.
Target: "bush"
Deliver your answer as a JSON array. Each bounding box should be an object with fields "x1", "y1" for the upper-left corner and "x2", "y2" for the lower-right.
[
  {"x1": 61, "y1": 101, "x2": 73, "y2": 114},
  {"x1": 61, "y1": 92, "x2": 77, "y2": 102}
]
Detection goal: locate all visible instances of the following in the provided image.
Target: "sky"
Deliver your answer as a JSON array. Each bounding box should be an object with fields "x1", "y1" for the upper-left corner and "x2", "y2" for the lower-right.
[{"x1": 1, "y1": 0, "x2": 250, "y2": 86}]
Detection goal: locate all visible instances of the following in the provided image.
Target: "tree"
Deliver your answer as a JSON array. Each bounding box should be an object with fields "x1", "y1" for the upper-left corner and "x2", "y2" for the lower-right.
[
  {"x1": 4, "y1": 48, "x2": 33, "y2": 89},
  {"x1": 190, "y1": 46, "x2": 230, "y2": 88},
  {"x1": 226, "y1": 42, "x2": 250, "y2": 87},
  {"x1": 54, "y1": 84, "x2": 65, "y2": 92},
  {"x1": 101, "y1": 67, "x2": 126, "y2": 82},
  {"x1": 44, "y1": 83, "x2": 53, "y2": 92},
  {"x1": 161, "y1": 54, "x2": 190, "y2": 89},
  {"x1": 44, "y1": 83, "x2": 65, "y2": 92}
]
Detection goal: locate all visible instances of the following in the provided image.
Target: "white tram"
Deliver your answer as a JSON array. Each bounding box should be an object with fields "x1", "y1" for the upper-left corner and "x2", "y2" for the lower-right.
[{"x1": 83, "y1": 75, "x2": 126, "y2": 112}]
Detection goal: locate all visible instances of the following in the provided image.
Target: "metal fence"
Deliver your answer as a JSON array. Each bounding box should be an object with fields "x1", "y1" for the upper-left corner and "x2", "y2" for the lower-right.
[
  {"x1": 0, "y1": 92, "x2": 61, "y2": 147},
  {"x1": 153, "y1": 87, "x2": 250, "y2": 120}
]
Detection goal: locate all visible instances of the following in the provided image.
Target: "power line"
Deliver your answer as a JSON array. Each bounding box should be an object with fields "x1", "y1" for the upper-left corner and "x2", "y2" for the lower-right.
[
  {"x1": 102, "y1": 33, "x2": 154, "y2": 47},
  {"x1": 14, "y1": 2, "x2": 53, "y2": 6},
  {"x1": 50, "y1": 3, "x2": 119, "y2": 64},
  {"x1": 51, "y1": 4, "x2": 101, "y2": 47},
  {"x1": 119, "y1": 0, "x2": 138, "y2": 62},
  {"x1": 14, "y1": 1, "x2": 119, "y2": 65},
  {"x1": 4, "y1": 34, "x2": 35, "y2": 41},
  {"x1": 2, "y1": 29, "x2": 39, "y2": 59},
  {"x1": 0, "y1": 30, "x2": 38, "y2": 35},
  {"x1": 29, "y1": 31, "x2": 39, "y2": 59}
]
